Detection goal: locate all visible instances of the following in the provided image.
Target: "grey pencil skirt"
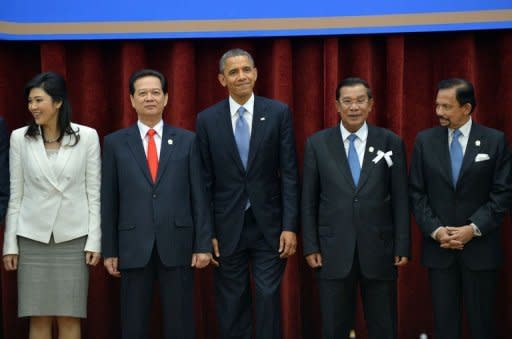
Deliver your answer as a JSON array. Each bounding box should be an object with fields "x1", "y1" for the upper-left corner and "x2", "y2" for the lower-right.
[{"x1": 17, "y1": 235, "x2": 88, "y2": 318}]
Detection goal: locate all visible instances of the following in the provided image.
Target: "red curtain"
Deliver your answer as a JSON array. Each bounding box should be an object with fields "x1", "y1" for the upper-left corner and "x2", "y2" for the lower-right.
[{"x1": 0, "y1": 29, "x2": 511, "y2": 338}]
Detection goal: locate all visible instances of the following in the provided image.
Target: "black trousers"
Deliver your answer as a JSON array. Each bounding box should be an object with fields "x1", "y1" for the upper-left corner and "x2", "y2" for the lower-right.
[
  {"x1": 120, "y1": 245, "x2": 194, "y2": 339},
  {"x1": 215, "y1": 208, "x2": 285, "y2": 339},
  {"x1": 429, "y1": 256, "x2": 497, "y2": 339},
  {"x1": 318, "y1": 251, "x2": 397, "y2": 339}
]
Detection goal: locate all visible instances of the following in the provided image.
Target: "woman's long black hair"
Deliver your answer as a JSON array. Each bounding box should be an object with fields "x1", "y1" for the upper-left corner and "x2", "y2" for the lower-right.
[{"x1": 24, "y1": 71, "x2": 79, "y2": 146}]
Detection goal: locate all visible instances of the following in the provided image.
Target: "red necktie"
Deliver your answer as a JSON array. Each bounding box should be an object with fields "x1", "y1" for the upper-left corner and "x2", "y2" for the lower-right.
[{"x1": 147, "y1": 129, "x2": 158, "y2": 182}]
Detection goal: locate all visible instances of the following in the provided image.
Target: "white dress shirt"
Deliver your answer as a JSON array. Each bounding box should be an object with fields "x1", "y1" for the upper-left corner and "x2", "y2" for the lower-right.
[
  {"x1": 448, "y1": 118, "x2": 472, "y2": 155},
  {"x1": 340, "y1": 122, "x2": 368, "y2": 165},
  {"x1": 229, "y1": 94, "x2": 255, "y2": 136},
  {"x1": 137, "y1": 120, "x2": 163, "y2": 159}
]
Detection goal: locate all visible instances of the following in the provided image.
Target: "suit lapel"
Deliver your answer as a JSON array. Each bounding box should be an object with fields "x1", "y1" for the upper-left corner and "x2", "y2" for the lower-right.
[
  {"x1": 432, "y1": 127, "x2": 454, "y2": 187},
  {"x1": 155, "y1": 124, "x2": 176, "y2": 185},
  {"x1": 217, "y1": 101, "x2": 245, "y2": 173},
  {"x1": 125, "y1": 124, "x2": 153, "y2": 185},
  {"x1": 52, "y1": 131, "x2": 75, "y2": 182},
  {"x1": 457, "y1": 122, "x2": 481, "y2": 187},
  {"x1": 246, "y1": 97, "x2": 267, "y2": 170},
  {"x1": 357, "y1": 125, "x2": 383, "y2": 191},
  {"x1": 326, "y1": 126, "x2": 356, "y2": 190},
  {"x1": 27, "y1": 136, "x2": 60, "y2": 189}
]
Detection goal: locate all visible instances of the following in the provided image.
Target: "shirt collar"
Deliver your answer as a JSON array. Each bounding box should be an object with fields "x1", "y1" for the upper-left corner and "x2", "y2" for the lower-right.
[
  {"x1": 229, "y1": 94, "x2": 255, "y2": 119},
  {"x1": 450, "y1": 118, "x2": 472, "y2": 138},
  {"x1": 340, "y1": 122, "x2": 368, "y2": 142},
  {"x1": 137, "y1": 120, "x2": 164, "y2": 139}
]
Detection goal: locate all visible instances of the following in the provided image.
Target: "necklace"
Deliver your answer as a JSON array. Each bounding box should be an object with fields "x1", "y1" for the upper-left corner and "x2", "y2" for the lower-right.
[{"x1": 43, "y1": 135, "x2": 60, "y2": 144}]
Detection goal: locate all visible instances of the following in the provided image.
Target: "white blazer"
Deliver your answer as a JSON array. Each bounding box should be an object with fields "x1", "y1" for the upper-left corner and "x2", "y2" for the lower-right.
[{"x1": 3, "y1": 123, "x2": 101, "y2": 255}]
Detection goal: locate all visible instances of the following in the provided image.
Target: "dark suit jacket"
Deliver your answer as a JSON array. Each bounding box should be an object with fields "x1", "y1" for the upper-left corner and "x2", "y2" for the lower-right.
[
  {"x1": 409, "y1": 122, "x2": 512, "y2": 270},
  {"x1": 0, "y1": 117, "x2": 8, "y2": 222},
  {"x1": 195, "y1": 96, "x2": 299, "y2": 256},
  {"x1": 101, "y1": 124, "x2": 211, "y2": 269},
  {"x1": 302, "y1": 124, "x2": 410, "y2": 280}
]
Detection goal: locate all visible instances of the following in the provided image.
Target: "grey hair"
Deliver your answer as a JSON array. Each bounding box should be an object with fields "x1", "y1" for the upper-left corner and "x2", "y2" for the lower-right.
[{"x1": 219, "y1": 48, "x2": 255, "y2": 74}]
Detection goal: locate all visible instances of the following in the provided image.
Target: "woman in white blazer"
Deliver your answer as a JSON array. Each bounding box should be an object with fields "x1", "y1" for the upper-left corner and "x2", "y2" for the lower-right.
[{"x1": 2, "y1": 72, "x2": 101, "y2": 339}]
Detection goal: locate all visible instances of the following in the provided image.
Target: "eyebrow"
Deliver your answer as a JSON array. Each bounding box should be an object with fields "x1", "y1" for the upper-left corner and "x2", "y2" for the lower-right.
[{"x1": 341, "y1": 95, "x2": 367, "y2": 99}]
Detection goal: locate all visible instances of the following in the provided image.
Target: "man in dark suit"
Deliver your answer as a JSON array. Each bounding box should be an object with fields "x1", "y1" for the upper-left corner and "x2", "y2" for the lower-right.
[
  {"x1": 302, "y1": 77, "x2": 410, "y2": 339},
  {"x1": 195, "y1": 49, "x2": 299, "y2": 339},
  {"x1": 409, "y1": 78, "x2": 512, "y2": 339},
  {"x1": 101, "y1": 69, "x2": 212, "y2": 339}
]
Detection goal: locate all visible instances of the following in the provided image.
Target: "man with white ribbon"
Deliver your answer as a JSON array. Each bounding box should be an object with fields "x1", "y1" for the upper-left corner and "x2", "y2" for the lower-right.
[{"x1": 302, "y1": 77, "x2": 410, "y2": 339}]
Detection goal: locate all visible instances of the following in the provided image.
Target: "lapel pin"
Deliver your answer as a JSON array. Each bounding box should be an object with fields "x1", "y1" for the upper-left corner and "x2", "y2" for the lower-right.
[
  {"x1": 475, "y1": 140, "x2": 480, "y2": 146},
  {"x1": 168, "y1": 139, "x2": 173, "y2": 145},
  {"x1": 260, "y1": 117, "x2": 266, "y2": 121},
  {"x1": 368, "y1": 146, "x2": 374, "y2": 153}
]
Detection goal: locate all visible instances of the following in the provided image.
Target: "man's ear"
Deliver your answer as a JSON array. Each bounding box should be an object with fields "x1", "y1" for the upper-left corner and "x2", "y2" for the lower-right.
[
  {"x1": 463, "y1": 103, "x2": 472, "y2": 115},
  {"x1": 218, "y1": 73, "x2": 227, "y2": 87},
  {"x1": 130, "y1": 95, "x2": 136, "y2": 109}
]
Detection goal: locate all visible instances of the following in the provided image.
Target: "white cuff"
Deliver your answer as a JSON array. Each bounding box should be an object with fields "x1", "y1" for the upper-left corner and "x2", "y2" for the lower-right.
[
  {"x1": 470, "y1": 223, "x2": 482, "y2": 237},
  {"x1": 431, "y1": 226, "x2": 443, "y2": 240}
]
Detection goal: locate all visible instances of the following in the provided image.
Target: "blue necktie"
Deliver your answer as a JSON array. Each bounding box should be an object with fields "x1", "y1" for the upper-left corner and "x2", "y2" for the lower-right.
[
  {"x1": 347, "y1": 134, "x2": 360, "y2": 185},
  {"x1": 234, "y1": 106, "x2": 250, "y2": 169},
  {"x1": 450, "y1": 129, "x2": 463, "y2": 186}
]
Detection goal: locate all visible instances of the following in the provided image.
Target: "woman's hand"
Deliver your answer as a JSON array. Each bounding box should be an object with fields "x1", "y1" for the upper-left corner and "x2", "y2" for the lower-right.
[
  {"x1": 3, "y1": 254, "x2": 18, "y2": 271},
  {"x1": 85, "y1": 251, "x2": 101, "y2": 266}
]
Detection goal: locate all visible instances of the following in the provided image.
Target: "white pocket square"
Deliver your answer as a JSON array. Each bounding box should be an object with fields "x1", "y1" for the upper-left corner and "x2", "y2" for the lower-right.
[{"x1": 475, "y1": 153, "x2": 490, "y2": 162}]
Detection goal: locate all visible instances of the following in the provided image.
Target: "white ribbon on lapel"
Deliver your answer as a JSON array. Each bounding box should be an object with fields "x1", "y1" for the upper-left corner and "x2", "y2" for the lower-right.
[{"x1": 372, "y1": 150, "x2": 393, "y2": 167}]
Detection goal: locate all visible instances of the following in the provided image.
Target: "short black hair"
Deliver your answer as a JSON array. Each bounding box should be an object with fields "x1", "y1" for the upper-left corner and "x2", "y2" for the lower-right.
[
  {"x1": 129, "y1": 69, "x2": 168, "y2": 95},
  {"x1": 437, "y1": 78, "x2": 476, "y2": 114},
  {"x1": 336, "y1": 77, "x2": 372, "y2": 100},
  {"x1": 219, "y1": 48, "x2": 255, "y2": 74}
]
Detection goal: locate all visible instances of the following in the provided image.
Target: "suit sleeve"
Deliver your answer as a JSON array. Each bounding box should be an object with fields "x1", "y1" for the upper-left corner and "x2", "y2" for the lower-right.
[
  {"x1": 279, "y1": 106, "x2": 299, "y2": 232},
  {"x1": 189, "y1": 136, "x2": 213, "y2": 253},
  {"x1": 3, "y1": 131, "x2": 22, "y2": 255},
  {"x1": 84, "y1": 129, "x2": 102, "y2": 253},
  {"x1": 390, "y1": 136, "x2": 410, "y2": 257},
  {"x1": 0, "y1": 118, "x2": 9, "y2": 222},
  {"x1": 100, "y1": 135, "x2": 119, "y2": 258},
  {"x1": 301, "y1": 137, "x2": 320, "y2": 256},
  {"x1": 195, "y1": 114, "x2": 216, "y2": 239},
  {"x1": 409, "y1": 136, "x2": 444, "y2": 236},
  {"x1": 468, "y1": 133, "x2": 512, "y2": 234}
]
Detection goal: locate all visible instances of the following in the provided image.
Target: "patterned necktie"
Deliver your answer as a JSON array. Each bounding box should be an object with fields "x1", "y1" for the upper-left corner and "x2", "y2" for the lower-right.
[
  {"x1": 147, "y1": 128, "x2": 158, "y2": 182},
  {"x1": 450, "y1": 128, "x2": 463, "y2": 186},
  {"x1": 347, "y1": 134, "x2": 360, "y2": 185},
  {"x1": 234, "y1": 106, "x2": 250, "y2": 169}
]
